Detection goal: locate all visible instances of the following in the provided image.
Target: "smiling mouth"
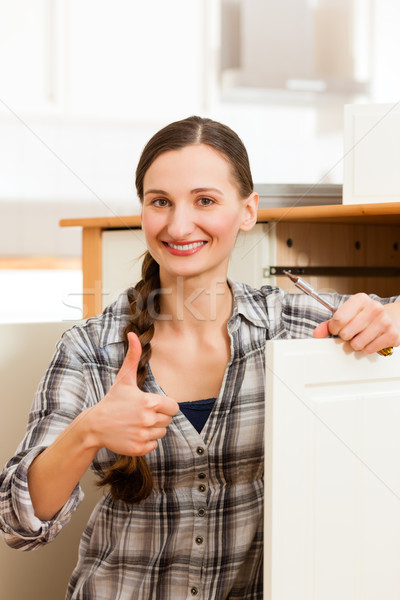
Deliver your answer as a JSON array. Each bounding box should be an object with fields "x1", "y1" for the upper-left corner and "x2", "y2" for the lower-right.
[
  {"x1": 163, "y1": 242, "x2": 207, "y2": 251},
  {"x1": 164, "y1": 241, "x2": 206, "y2": 251},
  {"x1": 162, "y1": 240, "x2": 208, "y2": 256}
]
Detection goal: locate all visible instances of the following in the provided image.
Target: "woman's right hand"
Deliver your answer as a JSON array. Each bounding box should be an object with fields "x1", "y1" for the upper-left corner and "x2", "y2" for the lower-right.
[
  {"x1": 87, "y1": 332, "x2": 179, "y2": 457},
  {"x1": 27, "y1": 332, "x2": 177, "y2": 521}
]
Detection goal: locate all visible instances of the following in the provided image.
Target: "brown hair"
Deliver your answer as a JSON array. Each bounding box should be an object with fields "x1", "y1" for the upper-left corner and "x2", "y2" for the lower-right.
[{"x1": 98, "y1": 116, "x2": 253, "y2": 503}]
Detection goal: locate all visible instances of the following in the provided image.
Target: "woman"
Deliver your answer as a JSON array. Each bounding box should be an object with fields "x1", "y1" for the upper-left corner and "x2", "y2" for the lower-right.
[{"x1": 1, "y1": 116, "x2": 399, "y2": 599}]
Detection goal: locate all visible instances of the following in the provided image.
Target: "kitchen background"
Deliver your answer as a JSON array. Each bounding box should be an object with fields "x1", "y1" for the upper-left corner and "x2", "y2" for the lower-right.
[{"x1": 0, "y1": 0, "x2": 399, "y2": 322}]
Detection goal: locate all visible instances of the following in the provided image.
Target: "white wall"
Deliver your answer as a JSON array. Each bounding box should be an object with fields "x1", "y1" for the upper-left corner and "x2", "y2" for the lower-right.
[{"x1": 0, "y1": 0, "x2": 399, "y2": 259}]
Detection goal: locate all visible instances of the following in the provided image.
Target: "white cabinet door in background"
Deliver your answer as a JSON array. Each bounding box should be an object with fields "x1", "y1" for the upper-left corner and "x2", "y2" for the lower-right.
[
  {"x1": 343, "y1": 103, "x2": 400, "y2": 204},
  {"x1": 0, "y1": 0, "x2": 63, "y2": 115},
  {"x1": 67, "y1": 0, "x2": 205, "y2": 120},
  {"x1": 102, "y1": 228, "x2": 147, "y2": 307},
  {"x1": 264, "y1": 338, "x2": 400, "y2": 600}
]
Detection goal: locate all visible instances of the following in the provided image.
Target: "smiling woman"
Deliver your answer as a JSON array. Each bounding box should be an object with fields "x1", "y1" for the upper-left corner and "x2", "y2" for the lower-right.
[{"x1": 1, "y1": 116, "x2": 400, "y2": 600}]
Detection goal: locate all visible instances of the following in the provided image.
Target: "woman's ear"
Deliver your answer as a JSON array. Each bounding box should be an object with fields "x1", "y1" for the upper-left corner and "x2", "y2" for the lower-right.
[{"x1": 240, "y1": 192, "x2": 259, "y2": 232}]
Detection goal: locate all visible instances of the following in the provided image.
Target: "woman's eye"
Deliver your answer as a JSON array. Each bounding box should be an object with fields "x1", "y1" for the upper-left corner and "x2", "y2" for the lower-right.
[
  {"x1": 198, "y1": 197, "x2": 214, "y2": 206},
  {"x1": 153, "y1": 198, "x2": 169, "y2": 207}
]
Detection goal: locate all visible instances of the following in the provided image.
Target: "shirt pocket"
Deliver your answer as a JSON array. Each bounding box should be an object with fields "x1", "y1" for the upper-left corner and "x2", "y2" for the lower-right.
[{"x1": 81, "y1": 363, "x2": 119, "y2": 405}]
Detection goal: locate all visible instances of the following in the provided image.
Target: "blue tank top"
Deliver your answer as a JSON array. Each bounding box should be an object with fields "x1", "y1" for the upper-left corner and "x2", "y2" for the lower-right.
[{"x1": 178, "y1": 398, "x2": 217, "y2": 433}]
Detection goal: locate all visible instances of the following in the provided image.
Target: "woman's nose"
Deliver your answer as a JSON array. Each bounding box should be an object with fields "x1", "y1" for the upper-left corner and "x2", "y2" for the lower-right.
[{"x1": 167, "y1": 205, "x2": 195, "y2": 239}]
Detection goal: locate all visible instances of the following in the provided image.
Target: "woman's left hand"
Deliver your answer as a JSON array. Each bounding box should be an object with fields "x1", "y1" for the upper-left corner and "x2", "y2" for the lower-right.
[{"x1": 313, "y1": 293, "x2": 400, "y2": 354}]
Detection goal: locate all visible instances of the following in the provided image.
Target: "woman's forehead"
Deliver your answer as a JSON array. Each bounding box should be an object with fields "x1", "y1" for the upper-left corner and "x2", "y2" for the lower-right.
[{"x1": 143, "y1": 144, "x2": 235, "y2": 190}]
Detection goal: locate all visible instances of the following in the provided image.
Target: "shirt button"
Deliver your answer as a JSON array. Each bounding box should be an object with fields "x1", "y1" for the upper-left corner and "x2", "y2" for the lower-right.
[
  {"x1": 195, "y1": 536, "x2": 204, "y2": 545},
  {"x1": 198, "y1": 472, "x2": 206, "y2": 480},
  {"x1": 198, "y1": 484, "x2": 206, "y2": 492},
  {"x1": 198, "y1": 508, "x2": 206, "y2": 517},
  {"x1": 191, "y1": 587, "x2": 199, "y2": 596},
  {"x1": 196, "y1": 447, "x2": 205, "y2": 455}
]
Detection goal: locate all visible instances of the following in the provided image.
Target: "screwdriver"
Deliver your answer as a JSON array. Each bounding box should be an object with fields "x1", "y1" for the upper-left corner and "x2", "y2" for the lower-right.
[{"x1": 283, "y1": 270, "x2": 393, "y2": 356}]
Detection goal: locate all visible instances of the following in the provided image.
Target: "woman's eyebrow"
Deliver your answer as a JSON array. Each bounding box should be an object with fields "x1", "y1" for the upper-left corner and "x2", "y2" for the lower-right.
[
  {"x1": 144, "y1": 187, "x2": 224, "y2": 196},
  {"x1": 144, "y1": 188, "x2": 168, "y2": 196},
  {"x1": 191, "y1": 187, "x2": 223, "y2": 194}
]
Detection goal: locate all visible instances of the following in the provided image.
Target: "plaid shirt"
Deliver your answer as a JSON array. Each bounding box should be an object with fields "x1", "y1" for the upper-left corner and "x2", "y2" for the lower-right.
[{"x1": 0, "y1": 280, "x2": 381, "y2": 599}]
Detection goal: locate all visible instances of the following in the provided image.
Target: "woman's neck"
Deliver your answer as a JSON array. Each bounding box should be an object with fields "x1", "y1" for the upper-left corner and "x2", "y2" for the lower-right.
[{"x1": 156, "y1": 274, "x2": 233, "y2": 330}]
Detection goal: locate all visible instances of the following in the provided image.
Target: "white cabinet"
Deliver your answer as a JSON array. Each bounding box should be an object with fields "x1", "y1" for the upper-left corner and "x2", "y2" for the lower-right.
[
  {"x1": 0, "y1": 0, "x2": 207, "y2": 120},
  {"x1": 343, "y1": 103, "x2": 400, "y2": 204},
  {"x1": 0, "y1": 0, "x2": 63, "y2": 115},
  {"x1": 67, "y1": 0, "x2": 205, "y2": 119},
  {"x1": 265, "y1": 338, "x2": 400, "y2": 599},
  {"x1": 102, "y1": 228, "x2": 147, "y2": 307}
]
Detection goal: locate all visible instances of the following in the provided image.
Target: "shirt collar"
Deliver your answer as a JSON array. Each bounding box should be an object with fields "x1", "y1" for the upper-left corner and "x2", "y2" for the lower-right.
[
  {"x1": 98, "y1": 290, "x2": 131, "y2": 348},
  {"x1": 228, "y1": 278, "x2": 270, "y2": 330}
]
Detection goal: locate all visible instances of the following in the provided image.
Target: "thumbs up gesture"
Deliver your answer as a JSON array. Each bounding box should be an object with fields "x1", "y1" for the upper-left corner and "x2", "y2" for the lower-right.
[{"x1": 88, "y1": 332, "x2": 179, "y2": 457}]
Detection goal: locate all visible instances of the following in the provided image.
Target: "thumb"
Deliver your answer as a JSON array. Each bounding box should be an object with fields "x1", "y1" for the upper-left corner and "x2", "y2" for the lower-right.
[
  {"x1": 115, "y1": 332, "x2": 142, "y2": 386},
  {"x1": 313, "y1": 320, "x2": 331, "y2": 339}
]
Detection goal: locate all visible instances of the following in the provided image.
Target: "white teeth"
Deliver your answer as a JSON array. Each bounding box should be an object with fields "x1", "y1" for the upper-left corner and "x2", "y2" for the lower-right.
[{"x1": 167, "y1": 241, "x2": 205, "y2": 251}]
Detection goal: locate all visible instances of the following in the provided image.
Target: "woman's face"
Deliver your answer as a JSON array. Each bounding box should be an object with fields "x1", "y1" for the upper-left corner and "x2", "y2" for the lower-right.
[{"x1": 140, "y1": 143, "x2": 258, "y2": 282}]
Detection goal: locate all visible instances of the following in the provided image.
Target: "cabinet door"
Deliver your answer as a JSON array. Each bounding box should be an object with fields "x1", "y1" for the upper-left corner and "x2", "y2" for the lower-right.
[
  {"x1": 102, "y1": 228, "x2": 147, "y2": 308},
  {"x1": 0, "y1": 0, "x2": 62, "y2": 114},
  {"x1": 343, "y1": 103, "x2": 400, "y2": 204},
  {"x1": 264, "y1": 338, "x2": 400, "y2": 600},
  {"x1": 229, "y1": 223, "x2": 272, "y2": 288},
  {"x1": 67, "y1": 0, "x2": 205, "y2": 119}
]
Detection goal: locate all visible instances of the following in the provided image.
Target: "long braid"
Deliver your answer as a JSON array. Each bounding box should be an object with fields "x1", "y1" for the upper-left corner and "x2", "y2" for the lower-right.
[{"x1": 97, "y1": 252, "x2": 160, "y2": 503}]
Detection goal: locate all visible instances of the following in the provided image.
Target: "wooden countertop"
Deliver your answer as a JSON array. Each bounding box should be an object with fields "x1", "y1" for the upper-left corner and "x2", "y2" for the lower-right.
[
  {"x1": 60, "y1": 215, "x2": 142, "y2": 229},
  {"x1": 0, "y1": 255, "x2": 81, "y2": 270},
  {"x1": 59, "y1": 202, "x2": 400, "y2": 228}
]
